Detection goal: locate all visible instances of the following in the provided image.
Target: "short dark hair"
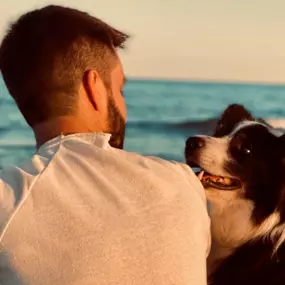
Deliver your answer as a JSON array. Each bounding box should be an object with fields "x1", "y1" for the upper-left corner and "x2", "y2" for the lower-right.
[{"x1": 0, "y1": 5, "x2": 129, "y2": 126}]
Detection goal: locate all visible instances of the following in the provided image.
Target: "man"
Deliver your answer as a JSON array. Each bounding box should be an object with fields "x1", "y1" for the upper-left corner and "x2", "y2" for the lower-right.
[{"x1": 0, "y1": 5, "x2": 210, "y2": 285}]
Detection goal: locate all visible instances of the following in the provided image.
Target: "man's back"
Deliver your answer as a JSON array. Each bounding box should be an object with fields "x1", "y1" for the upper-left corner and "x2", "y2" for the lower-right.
[{"x1": 0, "y1": 133, "x2": 210, "y2": 285}]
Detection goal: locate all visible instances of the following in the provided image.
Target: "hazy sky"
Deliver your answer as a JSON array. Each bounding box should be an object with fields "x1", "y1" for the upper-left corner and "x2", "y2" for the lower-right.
[{"x1": 1, "y1": 0, "x2": 285, "y2": 83}]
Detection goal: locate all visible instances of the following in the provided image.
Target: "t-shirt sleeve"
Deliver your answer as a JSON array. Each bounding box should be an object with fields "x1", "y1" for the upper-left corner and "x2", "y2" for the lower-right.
[
  {"x1": 0, "y1": 178, "x2": 17, "y2": 235},
  {"x1": 0, "y1": 167, "x2": 27, "y2": 235},
  {"x1": 176, "y1": 162, "x2": 208, "y2": 205},
  {"x1": 175, "y1": 162, "x2": 211, "y2": 253}
]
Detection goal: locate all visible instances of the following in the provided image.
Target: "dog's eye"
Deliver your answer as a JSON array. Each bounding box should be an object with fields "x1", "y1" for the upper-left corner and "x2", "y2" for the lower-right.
[
  {"x1": 218, "y1": 123, "x2": 224, "y2": 129},
  {"x1": 241, "y1": 146, "x2": 251, "y2": 155}
]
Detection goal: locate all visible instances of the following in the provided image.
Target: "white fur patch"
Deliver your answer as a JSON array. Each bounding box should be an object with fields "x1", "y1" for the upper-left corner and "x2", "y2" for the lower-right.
[
  {"x1": 229, "y1": 120, "x2": 262, "y2": 136},
  {"x1": 207, "y1": 188, "x2": 285, "y2": 271},
  {"x1": 206, "y1": 189, "x2": 254, "y2": 248},
  {"x1": 231, "y1": 119, "x2": 284, "y2": 138},
  {"x1": 206, "y1": 188, "x2": 254, "y2": 272},
  {"x1": 268, "y1": 128, "x2": 284, "y2": 137},
  {"x1": 193, "y1": 136, "x2": 232, "y2": 178},
  {"x1": 266, "y1": 215, "x2": 285, "y2": 252}
]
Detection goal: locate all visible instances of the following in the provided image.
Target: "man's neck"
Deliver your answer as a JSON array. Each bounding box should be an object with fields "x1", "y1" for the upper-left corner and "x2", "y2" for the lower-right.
[{"x1": 33, "y1": 116, "x2": 102, "y2": 149}]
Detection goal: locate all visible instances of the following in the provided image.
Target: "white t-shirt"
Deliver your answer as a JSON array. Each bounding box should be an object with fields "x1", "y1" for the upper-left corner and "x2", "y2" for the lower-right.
[{"x1": 0, "y1": 133, "x2": 210, "y2": 285}]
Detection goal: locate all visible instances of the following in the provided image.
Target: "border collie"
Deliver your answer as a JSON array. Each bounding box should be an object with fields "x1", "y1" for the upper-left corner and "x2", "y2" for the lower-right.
[{"x1": 185, "y1": 104, "x2": 285, "y2": 285}]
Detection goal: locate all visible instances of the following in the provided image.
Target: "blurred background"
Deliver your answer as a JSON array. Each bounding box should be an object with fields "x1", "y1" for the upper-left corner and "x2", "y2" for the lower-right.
[{"x1": 0, "y1": 0, "x2": 285, "y2": 166}]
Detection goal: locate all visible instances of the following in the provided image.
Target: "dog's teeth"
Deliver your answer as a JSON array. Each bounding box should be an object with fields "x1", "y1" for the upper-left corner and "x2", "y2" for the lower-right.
[{"x1": 198, "y1": 171, "x2": 204, "y2": 181}]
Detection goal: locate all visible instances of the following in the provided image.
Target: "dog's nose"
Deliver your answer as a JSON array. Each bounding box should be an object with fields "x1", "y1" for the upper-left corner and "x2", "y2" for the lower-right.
[{"x1": 186, "y1": 137, "x2": 205, "y2": 150}]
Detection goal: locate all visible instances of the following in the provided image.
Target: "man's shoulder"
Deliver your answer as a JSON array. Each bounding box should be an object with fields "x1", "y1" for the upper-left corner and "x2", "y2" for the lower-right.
[
  {"x1": 113, "y1": 148, "x2": 200, "y2": 183},
  {"x1": 113, "y1": 147, "x2": 176, "y2": 166},
  {"x1": 0, "y1": 153, "x2": 51, "y2": 233},
  {"x1": 144, "y1": 155, "x2": 195, "y2": 176}
]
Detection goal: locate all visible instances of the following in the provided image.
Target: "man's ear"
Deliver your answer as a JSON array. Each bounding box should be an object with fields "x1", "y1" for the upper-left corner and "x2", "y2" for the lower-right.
[{"x1": 83, "y1": 69, "x2": 98, "y2": 111}]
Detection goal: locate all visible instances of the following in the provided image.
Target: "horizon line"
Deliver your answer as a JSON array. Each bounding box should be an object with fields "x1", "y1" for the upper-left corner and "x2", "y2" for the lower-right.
[
  {"x1": 126, "y1": 76, "x2": 285, "y2": 87},
  {"x1": 1, "y1": 75, "x2": 285, "y2": 87}
]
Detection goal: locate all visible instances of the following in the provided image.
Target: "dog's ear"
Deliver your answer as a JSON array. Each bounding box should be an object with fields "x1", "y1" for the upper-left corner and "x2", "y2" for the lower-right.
[
  {"x1": 278, "y1": 133, "x2": 285, "y2": 147},
  {"x1": 277, "y1": 133, "x2": 285, "y2": 162},
  {"x1": 213, "y1": 104, "x2": 255, "y2": 137}
]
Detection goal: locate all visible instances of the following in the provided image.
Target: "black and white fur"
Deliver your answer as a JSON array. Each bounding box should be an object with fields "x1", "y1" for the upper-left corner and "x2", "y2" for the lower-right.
[{"x1": 185, "y1": 104, "x2": 285, "y2": 285}]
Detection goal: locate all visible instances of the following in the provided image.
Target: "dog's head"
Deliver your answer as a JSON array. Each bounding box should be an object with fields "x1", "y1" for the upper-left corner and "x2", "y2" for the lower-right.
[{"x1": 185, "y1": 104, "x2": 285, "y2": 250}]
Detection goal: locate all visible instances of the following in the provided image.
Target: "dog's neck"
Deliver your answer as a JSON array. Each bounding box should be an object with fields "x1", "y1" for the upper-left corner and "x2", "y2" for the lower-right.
[
  {"x1": 207, "y1": 237, "x2": 234, "y2": 276},
  {"x1": 206, "y1": 194, "x2": 255, "y2": 275},
  {"x1": 207, "y1": 209, "x2": 285, "y2": 276}
]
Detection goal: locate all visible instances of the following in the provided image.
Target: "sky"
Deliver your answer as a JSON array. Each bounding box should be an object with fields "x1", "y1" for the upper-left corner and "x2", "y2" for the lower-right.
[{"x1": 0, "y1": 0, "x2": 285, "y2": 83}]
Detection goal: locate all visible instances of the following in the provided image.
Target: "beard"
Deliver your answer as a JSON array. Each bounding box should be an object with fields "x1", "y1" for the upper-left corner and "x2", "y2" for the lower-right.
[{"x1": 107, "y1": 95, "x2": 126, "y2": 149}]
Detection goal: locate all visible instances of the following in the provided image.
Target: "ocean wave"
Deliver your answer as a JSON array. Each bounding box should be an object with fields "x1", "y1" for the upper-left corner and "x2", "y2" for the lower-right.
[
  {"x1": 128, "y1": 117, "x2": 285, "y2": 129},
  {"x1": 127, "y1": 118, "x2": 217, "y2": 128},
  {"x1": 127, "y1": 117, "x2": 285, "y2": 137}
]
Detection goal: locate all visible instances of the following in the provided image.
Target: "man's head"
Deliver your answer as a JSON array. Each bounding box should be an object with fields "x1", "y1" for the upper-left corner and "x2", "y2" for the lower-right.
[{"x1": 0, "y1": 5, "x2": 129, "y2": 149}]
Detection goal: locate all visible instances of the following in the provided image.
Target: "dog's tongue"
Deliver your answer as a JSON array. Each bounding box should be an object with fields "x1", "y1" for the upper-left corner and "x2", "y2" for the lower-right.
[
  {"x1": 195, "y1": 169, "x2": 242, "y2": 190},
  {"x1": 195, "y1": 170, "x2": 225, "y2": 183},
  {"x1": 197, "y1": 171, "x2": 235, "y2": 185}
]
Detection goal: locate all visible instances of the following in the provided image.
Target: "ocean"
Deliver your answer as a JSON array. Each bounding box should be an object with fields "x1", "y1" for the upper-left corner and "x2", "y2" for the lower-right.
[{"x1": 0, "y1": 77, "x2": 285, "y2": 167}]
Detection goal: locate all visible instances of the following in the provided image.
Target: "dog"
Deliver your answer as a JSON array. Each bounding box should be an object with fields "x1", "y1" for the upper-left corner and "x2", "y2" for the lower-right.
[{"x1": 185, "y1": 104, "x2": 285, "y2": 285}]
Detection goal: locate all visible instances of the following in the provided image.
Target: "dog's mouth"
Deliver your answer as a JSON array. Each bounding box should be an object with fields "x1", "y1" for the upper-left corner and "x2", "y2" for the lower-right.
[{"x1": 196, "y1": 170, "x2": 242, "y2": 190}]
